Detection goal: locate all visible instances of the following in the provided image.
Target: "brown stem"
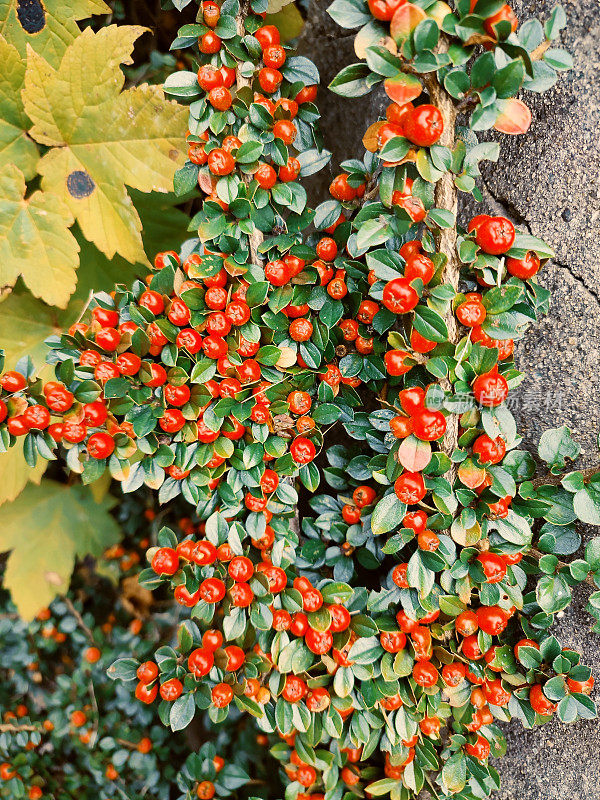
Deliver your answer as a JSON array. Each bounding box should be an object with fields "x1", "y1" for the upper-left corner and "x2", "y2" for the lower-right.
[
  {"x1": 530, "y1": 40, "x2": 552, "y2": 60},
  {"x1": 531, "y1": 465, "x2": 599, "y2": 489},
  {"x1": 426, "y1": 39, "x2": 460, "y2": 481},
  {"x1": 63, "y1": 596, "x2": 96, "y2": 644},
  {"x1": 528, "y1": 547, "x2": 598, "y2": 589},
  {"x1": 0, "y1": 722, "x2": 43, "y2": 733},
  {"x1": 236, "y1": 3, "x2": 263, "y2": 267}
]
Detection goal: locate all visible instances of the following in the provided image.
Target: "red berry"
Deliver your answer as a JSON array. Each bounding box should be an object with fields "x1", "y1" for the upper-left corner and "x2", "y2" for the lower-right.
[
  {"x1": 197, "y1": 65, "x2": 224, "y2": 91},
  {"x1": 472, "y1": 370, "x2": 509, "y2": 407},
  {"x1": 208, "y1": 148, "x2": 235, "y2": 176},
  {"x1": 465, "y1": 735, "x2": 491, "y2": 760},
  {"x1": 7, "y1": 416, "x2": 29, "y2": 436},
  {"x1": 290, "y1": 437, "x2": 316, "y2": 464},
  {"x1": 529, "y1": 684, "x2": 557, "y2": 716},
  {"x1": 258, "y1": 67, "x2": 283, "y2": 94},
  {"x1": 188, "y1": 647, "x2": 214, "y2": 678},
  {"x1": 160, "y1": 678, "x2": 183, "y2": 702},
  {"x1": 476, "y1": 605, "x2": 509, "y2": 635},
  {"x1": 199, "y1": 577, "x2": 226, "y2": 603},
  {"x1": 384, "y1": 350, "x2": 413, "y2": 376},
  {"x1": 255, "y1": 163, "x2": 277, "y2": 190},
  {"x1": 394, "y1": 472, "x2": 426, "y2": 504},
  {"x1": 199, "y1": 31, "x2": 221, "y2": 54},
  {"x1": 132, "y1": 666, "x2": 155, "y2": 690},
  {"x1": 265, "y1": 259, "x2": 291, "y2": 286},
  {"x1": 0, "y1": 371, "x2": 26, "y2": 393},
  {"x1": 475, "y1": 216, "x2": 515, "y2": 255},
  {"x1": 442, "y1": 662, "x2": 466, "y2": 687},
  {"x1": 367, "y1": 0, "x2": 405, "y2": 21},
  {"x1": 224, "y1": 645, "x2": 245, "y2": 671},
  {"x1": 135, "y1": 681, "x2": 158, "y2": 704},
  {"x1": 484, "y1": 4, "x2": 518, "y2": 37},
  {"x1": 116, "y1": 352, "x2": 141, "y2": 375},
  {"x1": 411, "y1": 409, "x2": 447, "y2": 441},
  {"x1": 139, "y1": 290, "x2": 164, "y2": 315},
  {"x1": 473, "y1": 434, "x2": 506, "y2": 464},
  {"x1": 476, "y1": 552, "x2": 507, "y2": 584},
  {"x1": 254, "y1": 25, "x2": 280, "y2": 49},
  {"x1": 151, "y1": 547, "x2": 179, "y2": 575},
  {"x1": 305, "y1": 628, "x2": 333, "y2": 655},
  {"x1": 404, "y1": 105, "x2": 444, "y2": 147},
  {"x1": 506, "y1": 250, "x2": 540, "y2": 279},
  {"x1": 412, "y1": 661, "x2": 438, "y2": 687},
  {"x1": 272, "y1": 119, "x2": 297, "y2": 145},
  {"x1": 208, "y1": 86, "x2": 231, "y2": 111},
  {"x1": 316, "y1": 237, "x2": 337, "y2": 262},
  {"x1": 404, "y1": 253, "x2": 435, "y2": 283},
  {"x1": 87, "y1": 432, "x2": 115, "y2": 459},
  {"x1": 456, "y1": 298, "x2": 486, "y2": 327},
  {"x1": 380, "y1": 630, "x2": 406, "y2": 653},
  {"x1": 212, "y1": 682, "x2": 234, "y2": 708},
  {"x1": 164, "y1": 384, "x2": 191, "y2": 407},
  {"x1": 23, "y1": 405, "x2": 50, "y2": 430},
  {"x1": 282, "y1": 674, "x2": 307, "y2": 703},
  {"x1": 382, "y1": 278, "x2": 419, "y2": 314},
  {"x1": 329, "y1": 174, "x2": 357, "y2": 202},
  {"x1": 96, "y1": 327, "x2": 120, "y2": 351}
]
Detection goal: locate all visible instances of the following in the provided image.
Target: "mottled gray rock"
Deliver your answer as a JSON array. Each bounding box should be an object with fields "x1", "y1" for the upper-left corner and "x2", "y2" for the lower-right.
[{"x1": 300, "y1": 2, "x2": 600, "y2": 796}]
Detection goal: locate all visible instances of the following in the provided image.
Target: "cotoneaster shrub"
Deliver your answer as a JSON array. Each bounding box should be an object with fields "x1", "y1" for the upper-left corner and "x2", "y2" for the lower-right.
[
  {"x1": 0, "y1": 1, "x2": 600, "y2": 799},
  {"x1": 0, "y1": 498, "x2": 262, "y2": 799}
]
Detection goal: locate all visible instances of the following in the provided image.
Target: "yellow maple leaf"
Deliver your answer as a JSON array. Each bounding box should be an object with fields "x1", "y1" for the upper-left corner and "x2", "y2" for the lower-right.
[
  {"x1": 0, "y1": 34, "x2": 38, "y2": 178},
  {"x1": 0, "y1": 0, "x2": 111, "y2": 67},
  {"x1": 0, "y1": 164, "x2": 80, "y2": 307},
  {"x1": 23, "y1": 25, "x2": 188, "y2": 265}
]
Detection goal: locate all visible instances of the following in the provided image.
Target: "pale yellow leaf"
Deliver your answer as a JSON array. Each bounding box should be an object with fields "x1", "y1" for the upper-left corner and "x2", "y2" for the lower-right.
[
  {"x1": 0, "y1": 0, "x2": 111, "y2": 67},
  {"x1": 23, "y1": 27, "x2": 188, "y2": 263},
  {"x1": 267, "y1": 0, "x2": 295, "y2": 13},
  {"x1": 266, "y1": 4, "x2": 304, "y2": 41},
  {"x1": 0, "y1": 34, "x2": 38, "y2": 178},
  {"x1": 0, "y1": 291, "x2": 74, "y2": 368},
  {"x1": 0, "y1": 438, "x2": 46, "y2": 507},
  {"x1": 0, "y1": 165, "x2": 79, "y2": 307},
  {"x1": 0, "y1": 480, "x2": 120, "y2": 619}
]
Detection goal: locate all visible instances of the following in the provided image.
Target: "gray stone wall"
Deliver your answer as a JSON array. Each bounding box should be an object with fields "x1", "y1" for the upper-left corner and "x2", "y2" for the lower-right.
[{"x1": 298, "y1": 2, "x2": 600, "y2": 795}]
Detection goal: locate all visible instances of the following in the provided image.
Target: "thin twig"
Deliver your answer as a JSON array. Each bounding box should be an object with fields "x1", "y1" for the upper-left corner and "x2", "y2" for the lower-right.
[
  {"x1": 531, "y1": 465, "x2": 599, "y2": 489},
  {"x1": 63, "y1": 596, "x2": 96, "y2": 643},
  {"x1": 0, "y1": 722, "x2": 43, "y2": 733},
  {"x1": 528, "y1": 547, "x2": 598, "y2": 589}
]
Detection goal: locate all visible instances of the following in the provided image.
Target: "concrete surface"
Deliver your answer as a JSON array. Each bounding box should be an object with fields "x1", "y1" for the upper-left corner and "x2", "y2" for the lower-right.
[{"x1": 299, "y1": 1, "x2": 600, "y2": 796}]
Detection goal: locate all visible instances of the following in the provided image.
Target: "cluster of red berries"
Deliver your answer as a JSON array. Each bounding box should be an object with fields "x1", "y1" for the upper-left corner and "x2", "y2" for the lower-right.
[
  {"x1": 366, "y1": 0, "x2": 517, "y2": 41},
  {"x1": 188, "y1": 19, "x2": 317, "y2": 206}
]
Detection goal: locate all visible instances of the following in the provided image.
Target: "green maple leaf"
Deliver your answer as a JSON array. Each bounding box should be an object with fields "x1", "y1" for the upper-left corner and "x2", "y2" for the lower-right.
[
  {"x1": 23, "y1": 25, "x2": 188, "y2": 265},
  {"x1": 0, "y1": 34, "x2": 38, "y2": 178},
  {"x1": 0, "y1": 164, "x2": 80, "y2": 307},
  {"x1": 0, "y1": 480, "x2": 120, "y2": 619},
  {"x1": 0, "y1": 0, "x2": 111, "y2": 67}
]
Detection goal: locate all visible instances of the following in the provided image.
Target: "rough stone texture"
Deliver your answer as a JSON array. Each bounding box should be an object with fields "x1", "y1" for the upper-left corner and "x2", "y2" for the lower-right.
[{"x1": 299, "y1": 2, "x2": 600, "y2": 796}]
